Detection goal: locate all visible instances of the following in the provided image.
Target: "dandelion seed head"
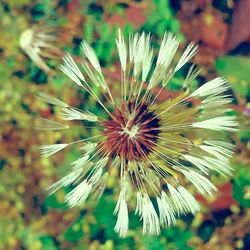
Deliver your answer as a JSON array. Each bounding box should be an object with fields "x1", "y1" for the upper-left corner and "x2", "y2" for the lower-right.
[
  {"x1": 20, "y1": 27, "x2": 60, "y2": 74},
  {"x1": 37, "y1": 29, "x2": 238, "y2": 237},
  {"x1": 20, "y1": 29, "x2": 34, "y2": 50}
]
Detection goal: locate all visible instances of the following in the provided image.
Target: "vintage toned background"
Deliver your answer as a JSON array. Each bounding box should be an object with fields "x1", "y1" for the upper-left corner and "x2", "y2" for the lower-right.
[{"x1": 0, "y1": 0, "x2": 249, "y2": 249}]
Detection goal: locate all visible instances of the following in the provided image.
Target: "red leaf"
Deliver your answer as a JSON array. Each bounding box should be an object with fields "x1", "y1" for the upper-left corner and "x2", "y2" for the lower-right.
[
  {"x1": 125, "y1": 6, "x2": 146, "y2": 28},
  {"x1": 196, "y1": 182, "x2": 237, "y2": 211},
  {"x1": 226, "y1": 0, "x2": 250, "y2": 51},
  {"x1": 67, "y1": 0, "x2": 80, "y2": 12},
  {"x1": 211, "y1": 182, "x2": 237, "y2": 211},
  {"x1": 200, "y1": 12, "x2": 228, "y2": 50},
  {"x1": 107, "y1": 14, "x2": 126, "y2": 28}
]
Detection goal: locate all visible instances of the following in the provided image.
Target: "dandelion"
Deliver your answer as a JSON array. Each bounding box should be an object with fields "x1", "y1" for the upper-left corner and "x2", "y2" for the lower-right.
[
  {"x1": 20, "y1": 27, "x2": 61, "y2": 74},
  {"x1": 37, "y1": 30, "x2": 238, "y2": 237}
]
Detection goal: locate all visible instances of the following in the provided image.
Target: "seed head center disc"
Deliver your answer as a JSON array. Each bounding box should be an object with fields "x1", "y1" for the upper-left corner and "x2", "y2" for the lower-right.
[
  {"x1": 101, "y1": 100, "x2": 160, "y2": 162},
  {"x1": 123, "y1": 124, "x2": 139, "y2": 139}
]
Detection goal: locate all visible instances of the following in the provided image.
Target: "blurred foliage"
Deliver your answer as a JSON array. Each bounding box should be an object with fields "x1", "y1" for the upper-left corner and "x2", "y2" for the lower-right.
[
  {"x1": 0, "y1": 0, "x2": 249, "y2": 250},
  {"x1": 215, "y1": 56, "x2": 250, "y2": 97}
]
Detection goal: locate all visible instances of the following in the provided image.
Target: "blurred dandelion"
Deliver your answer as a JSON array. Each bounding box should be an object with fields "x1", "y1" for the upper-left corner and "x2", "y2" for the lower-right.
[
  {"x1": 20, "y1": 27, "x2": 61, "y2": 74},
  {"x1": 37, "y1": 29, "x2": 238, "y2": 237}
]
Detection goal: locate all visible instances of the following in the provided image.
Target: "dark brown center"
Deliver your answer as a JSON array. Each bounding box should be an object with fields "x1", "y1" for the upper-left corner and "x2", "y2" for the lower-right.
[{"x1": 101, "y1": 100, "x2": 160, "y2": 161}]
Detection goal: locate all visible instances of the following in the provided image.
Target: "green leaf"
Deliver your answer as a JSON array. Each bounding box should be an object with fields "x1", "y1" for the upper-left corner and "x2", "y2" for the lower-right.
[
  {"x1": 233, "y1": 166, "x2": 250, "y2": 207},
  {"x1": 84, "y1": 20, "x2": 94, "y2": 43},
  {"x1": 43, "y1": 190, "x2": 69, "y2": 210},
  {"x1": 237, "y1": 129, "x2": 250, "y2": 142},
  {"x1": 39, "y1": 236, "x2": 58, "y2": 250},
  {"x1": 215, "y1": 56, "x2": 250, "y2": 97},
  {"x1": 162, "y1": 226, "x2": 194, "y2": 250},
  {"x1": 63, "y1": 214, "x2": 85, "y2": 242},
  {"x1": 215, "y1": 56, "x2": 250, "y2": 81},
  {"x1": 92, "y1": 194, "x2": 117, "y2": 239},
  {"x1": 53, "y1": 75, "x2": 68, "y2": 89},
  {"x1": 141, "y1": 236, "x2": 165, "y2": 250},
  {"x1": 99, "y1": 23, "x2": 110, "y2": 41}
]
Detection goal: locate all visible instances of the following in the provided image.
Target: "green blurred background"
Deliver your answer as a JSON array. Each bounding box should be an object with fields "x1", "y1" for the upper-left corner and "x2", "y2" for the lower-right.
[{"x1": 0, "y1": 0, "x2": 250, "y2": 249}]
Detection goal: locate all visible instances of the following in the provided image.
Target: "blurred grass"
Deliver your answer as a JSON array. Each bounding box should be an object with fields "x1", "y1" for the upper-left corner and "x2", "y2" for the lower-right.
[{"x1": 0, "y1": 0, "x2": 249, "y2": 249}]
